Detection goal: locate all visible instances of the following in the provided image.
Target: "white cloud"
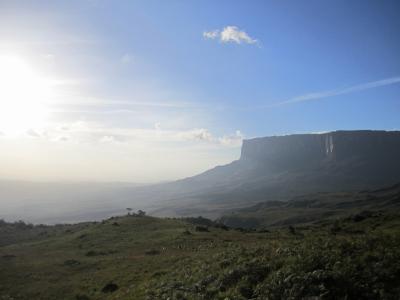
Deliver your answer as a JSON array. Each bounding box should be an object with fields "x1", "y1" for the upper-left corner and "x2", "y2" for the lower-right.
[
  {"x1": 219, "y1": 130, "x2": 244, "y2": 147},
  {"x1": 221, "y1": 26, "x2": 257, "y2": 44},
  {"x1": 175, "y1": 128, "x2": 244, "y2": 146},
  {"x1": 17, "y1": 121, "x2": 243, "y2": 148},
  {"x1": 26, "y1": 129, "x2": 42, "y2": 138},
  {"x1": 178, "y1": 128, "x2": 213, "y2": 142},
  {"x1": 203, "y1": 26, "x2": 258, "y2": 45},
  {"x1": 100, "y1": 135, "x2": 118, "y2": 143},
  {"x1": 270, "y1": 76, "x2": 400, "y2": 107},
  {"x1": 0, "y1": 108, "x2": 244, "y2": 181},
  {"x1": 203, "y1": 30, "x2": 219, "y2": 39},
  {"x1": 0, "y1": 121, "x2": 243, "y2": 182},
  {"x1": 54, "y1": 135, "x2": 69, "y2": 142}
]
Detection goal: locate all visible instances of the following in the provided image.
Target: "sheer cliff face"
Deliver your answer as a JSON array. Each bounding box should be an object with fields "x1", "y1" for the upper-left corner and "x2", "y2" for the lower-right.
[
  {"x1": 150, "y1": 130, "x2": 400, "y2": 218},
  {"x1": 240, "y1": 134, "x2": 329, "y2": 171},
  {"x1": 240, "y1": 130, "x2": 400, "y2": 173}
]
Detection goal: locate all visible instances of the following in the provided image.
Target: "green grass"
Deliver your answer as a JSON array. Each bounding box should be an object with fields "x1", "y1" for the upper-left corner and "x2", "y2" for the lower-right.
[{"x1": 1, "y1": 213, "x2": 400, "y2": 299}]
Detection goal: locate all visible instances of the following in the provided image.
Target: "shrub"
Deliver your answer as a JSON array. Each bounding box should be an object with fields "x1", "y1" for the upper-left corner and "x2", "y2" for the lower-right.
[
  {"x1": 195, "y1": 226, "x2": 209, "y2": 232},
  {"x1": 101, "y1": 283, "x2": 118, "y2": 293}
]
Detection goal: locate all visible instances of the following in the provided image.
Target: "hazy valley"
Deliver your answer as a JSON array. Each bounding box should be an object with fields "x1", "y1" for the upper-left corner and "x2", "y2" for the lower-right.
[
  {"x1": 3, "y1": 130, "x2": 400, "y2": 224},
  {"x1": 1, "y1": 2, "x2": 400, "y2": 298}
]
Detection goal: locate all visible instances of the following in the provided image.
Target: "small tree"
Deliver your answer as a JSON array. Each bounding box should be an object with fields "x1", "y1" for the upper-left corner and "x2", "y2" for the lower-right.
[
  {"x1": 137, "y1": 210, "x2": 146, "y2": 217},
  {"x1": 126, "y1": 208, "x2": 133, "y2": 215}
]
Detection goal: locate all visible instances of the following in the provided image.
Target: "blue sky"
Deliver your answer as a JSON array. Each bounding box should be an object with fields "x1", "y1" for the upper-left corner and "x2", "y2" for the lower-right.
[{"x1": 0, "y1": 0, "x2": 399, "y2": 181}]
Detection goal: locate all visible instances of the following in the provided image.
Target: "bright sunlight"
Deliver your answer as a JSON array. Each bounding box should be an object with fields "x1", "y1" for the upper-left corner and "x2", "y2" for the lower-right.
[{"x1": 0, "y1": 55, "x2": 50, "y2": 135}]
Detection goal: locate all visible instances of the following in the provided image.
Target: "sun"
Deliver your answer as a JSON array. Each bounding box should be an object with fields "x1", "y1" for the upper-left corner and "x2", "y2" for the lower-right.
[{"x1": 0, "y1": 55, "x2": 50, "y2": 135}]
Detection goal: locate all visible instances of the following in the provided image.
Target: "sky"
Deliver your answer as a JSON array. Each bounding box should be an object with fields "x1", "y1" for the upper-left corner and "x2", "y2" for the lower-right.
[{"x1": 0, "y1": 0, "x2": 399, "y2": 182}]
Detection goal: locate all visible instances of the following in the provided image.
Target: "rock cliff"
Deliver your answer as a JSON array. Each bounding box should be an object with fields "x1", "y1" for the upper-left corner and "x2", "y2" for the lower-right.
[
  {"x1": 241, "y1": 130, "x2": 400, "y2": 166},
  {"x1": 134, "y1": 130, "x2": 400, "y2": 218}
]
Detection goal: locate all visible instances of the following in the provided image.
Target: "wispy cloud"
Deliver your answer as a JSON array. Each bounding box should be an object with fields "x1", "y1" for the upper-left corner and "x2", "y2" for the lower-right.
[
  {"x1": 15, "y1": 121, "x2": 244, "y2": 148},
  {"x1": 47, "y1": 95, "x2": 201, "y2": 114},
  {"x1": 203, "y1": 30, "x2": 219, "y2": 40},
  {"x1": 269, "y1": 76, "x2": 400, "y2": 107},
  {"x1": 2, "y1": 122, "x2": 243, "y2": 182},
  {"x1": 203, "y1": 26, "x2": 258, "y2": 45}
]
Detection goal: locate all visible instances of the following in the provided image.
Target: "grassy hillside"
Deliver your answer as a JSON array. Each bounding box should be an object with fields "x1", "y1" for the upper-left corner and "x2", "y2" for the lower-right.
[
  {"x1": 1, "y1": 212, "x2": 400, "y2": 299},
  {"x1": 219, "y1": 183, "x2": 400, "y2": 228}
]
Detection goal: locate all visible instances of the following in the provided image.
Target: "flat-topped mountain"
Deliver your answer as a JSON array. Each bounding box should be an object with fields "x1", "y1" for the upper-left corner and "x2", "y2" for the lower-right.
[
  {"x1": 150, "y1": 130, "x2": 400, "y2": 217},
  {"x1": 185, "y1": 130, "x2": 400, "y2": 185},
  {"x1": 3, "y1": 130, "x2": 400, "y2": 223},
  {"x1": 240, "y1": 130, "x2": 400, "y2": 173}
]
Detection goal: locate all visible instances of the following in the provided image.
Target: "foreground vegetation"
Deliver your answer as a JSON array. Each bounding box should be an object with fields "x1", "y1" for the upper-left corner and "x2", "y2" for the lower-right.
[{"x1": 1, "y1": 212, "x2": 400, "y2": 299}]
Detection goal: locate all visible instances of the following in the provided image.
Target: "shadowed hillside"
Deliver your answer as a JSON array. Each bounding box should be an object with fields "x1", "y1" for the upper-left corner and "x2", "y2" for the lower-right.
[{"x1": 219, "y1": 182, "x2": 400, "y2": 228}]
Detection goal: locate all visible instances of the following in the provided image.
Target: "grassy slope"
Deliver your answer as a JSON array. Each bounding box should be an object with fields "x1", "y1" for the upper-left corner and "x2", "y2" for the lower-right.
[
  {"x1": 1, "y1": 213, "x2": 400, "y2": 300},
  {"x1": 219, "y1": 184, "x2": 400, "y2": 228}
]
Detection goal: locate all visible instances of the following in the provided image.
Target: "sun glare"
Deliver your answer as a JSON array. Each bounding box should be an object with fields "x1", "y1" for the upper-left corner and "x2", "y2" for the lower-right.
[{"x1": 0, "y1": 55, "x2": 50, "y2": 135}]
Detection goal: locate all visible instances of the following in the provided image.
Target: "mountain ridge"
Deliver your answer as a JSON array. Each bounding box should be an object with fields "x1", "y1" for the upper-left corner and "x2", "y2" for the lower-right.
[
  {"x1": 2, "y1": 130, "x2": 400, "y2": 223},
  {"x1": 148, "y1": 130, "x2": 400, "y2": 218}
]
